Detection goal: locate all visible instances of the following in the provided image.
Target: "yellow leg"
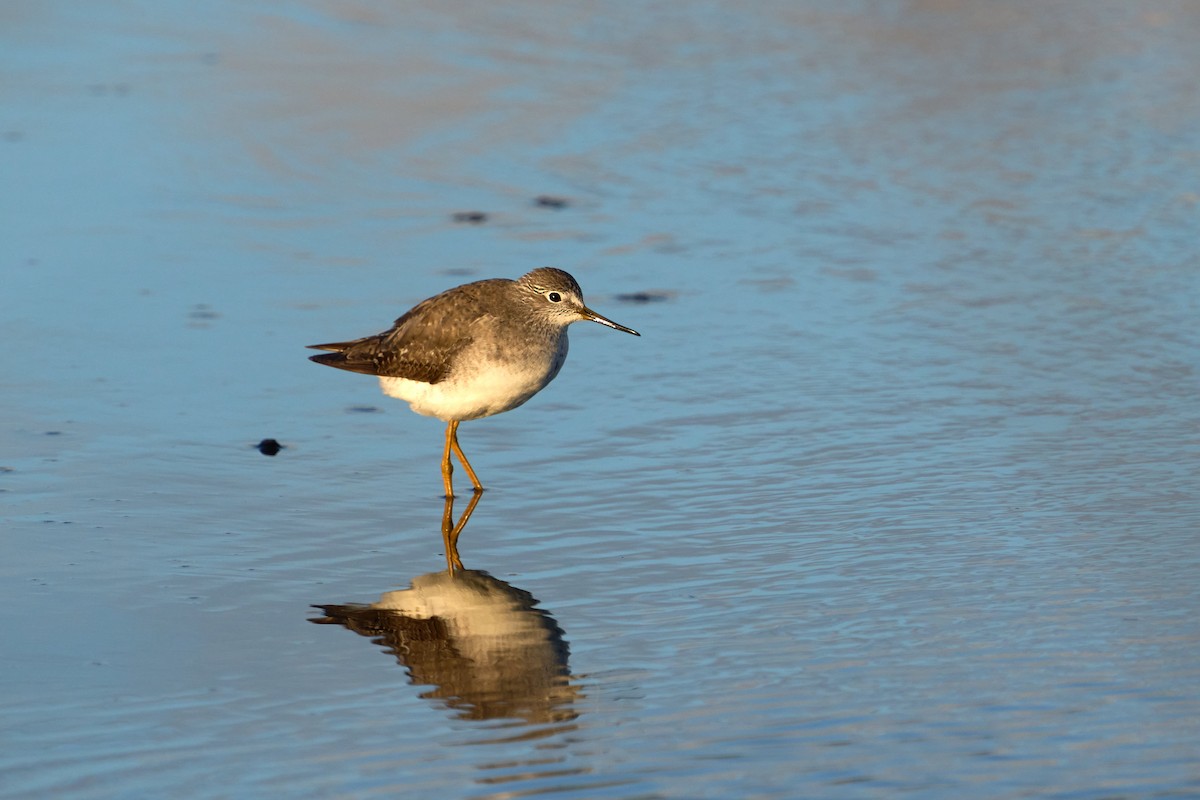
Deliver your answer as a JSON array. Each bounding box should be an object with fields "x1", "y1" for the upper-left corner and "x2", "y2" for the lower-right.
[
  {"x1": 441, "y1": 422, "x2": 457, "y2": 498},
  {"x1": 447, "y1": 420, "x2": 484, "y2": 493}
]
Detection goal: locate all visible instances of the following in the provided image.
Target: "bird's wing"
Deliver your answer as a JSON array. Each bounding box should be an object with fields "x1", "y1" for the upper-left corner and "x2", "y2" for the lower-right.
[{"x1": 307, "y1": 279, "x2": 508, "y2": 384}]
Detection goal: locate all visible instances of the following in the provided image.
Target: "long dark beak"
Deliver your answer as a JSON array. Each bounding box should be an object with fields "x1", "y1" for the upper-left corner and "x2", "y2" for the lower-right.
[{"x1": 581, "y1": 306, "x2": 640, "y2": 336}]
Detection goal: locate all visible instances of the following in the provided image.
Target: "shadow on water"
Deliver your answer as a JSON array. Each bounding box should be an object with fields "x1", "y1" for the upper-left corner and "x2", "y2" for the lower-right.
[{"x1": 310, "y1": 495, "x2": 580, "y2": 735}]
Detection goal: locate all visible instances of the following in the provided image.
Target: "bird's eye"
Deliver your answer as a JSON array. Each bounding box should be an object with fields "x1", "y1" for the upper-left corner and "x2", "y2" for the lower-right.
[{"x1": 547, "y1": 291, "x2": 562, "y2": 303}]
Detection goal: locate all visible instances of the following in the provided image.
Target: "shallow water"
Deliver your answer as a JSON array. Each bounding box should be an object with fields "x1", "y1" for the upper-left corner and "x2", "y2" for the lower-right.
[{"x1": 3, "y1": 2, "x2": 1199, "y2": 798}]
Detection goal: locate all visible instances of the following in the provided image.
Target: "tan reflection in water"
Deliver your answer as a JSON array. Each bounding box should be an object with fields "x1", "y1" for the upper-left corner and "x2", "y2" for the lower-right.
[
  {"x1": 312, "y1": 497, "x2": 579, "y2": 726},
  {"x1": 441, "y1": 489, "x2": 480, "y2": 573}
]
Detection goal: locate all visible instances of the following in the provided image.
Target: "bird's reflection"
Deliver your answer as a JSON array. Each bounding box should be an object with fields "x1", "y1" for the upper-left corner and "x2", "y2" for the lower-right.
[
  {"x1": 440, "y1": 487, "x2": 480, "y2": 573},
  {"x1": 311, "y1": 495, "x2": 579, "y2": 727}
]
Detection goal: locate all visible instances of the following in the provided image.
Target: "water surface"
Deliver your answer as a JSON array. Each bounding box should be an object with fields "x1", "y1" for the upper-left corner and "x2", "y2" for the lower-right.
[{"x1": 2, "y1": 2, "x2": 1198, "y2": 798}]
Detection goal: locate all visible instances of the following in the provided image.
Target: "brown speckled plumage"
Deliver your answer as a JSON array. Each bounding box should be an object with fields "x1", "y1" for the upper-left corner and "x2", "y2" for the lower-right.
[{"x1": 307, "y1": 267, "x2": 638, "y2": 496}]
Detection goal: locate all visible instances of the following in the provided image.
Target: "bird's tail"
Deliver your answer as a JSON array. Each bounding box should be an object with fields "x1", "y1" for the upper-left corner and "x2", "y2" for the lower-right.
[{"x1": 306, "y1": 339, "x2": 381, "y2": 374}]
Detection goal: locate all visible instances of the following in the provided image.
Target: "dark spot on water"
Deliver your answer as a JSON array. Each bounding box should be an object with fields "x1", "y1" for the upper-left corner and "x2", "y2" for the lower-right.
[
  {"x1": 257, "y1": 438, "x2": 283, "y2": 456},
  {"x1": 189, "y1": 304, "x2": 220, "y2": 320},
  {"x1": 45, "y1": 431, "x2": 62, "y2": 436},
  {"x1": 534, "y1": 195, "x2": 569, "y2": 209},
  {"x1": 617, "y1": 291, "x2": 670, "y2": 303},
  {"x1": 452, "y1": 211, "x2": 488, "y2": 224},
  {"x1": 87, "y1": 83, "x2": 131, "y2": 97},
  {"x1": 3, "y1": 130, "x2": 23, "y2": 143},
  {"x1": 347, "y1": 405, "x2": 381, "y2": 414}
]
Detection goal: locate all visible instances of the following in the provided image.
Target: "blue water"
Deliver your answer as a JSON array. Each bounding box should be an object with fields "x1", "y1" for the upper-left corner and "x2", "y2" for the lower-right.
[{"x1": 3, "y1": 2, "x2": 1198, "y2": 798}]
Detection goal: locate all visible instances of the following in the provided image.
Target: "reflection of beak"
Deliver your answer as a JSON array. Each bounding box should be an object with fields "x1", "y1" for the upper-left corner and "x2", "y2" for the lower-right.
[{"x1": 581, "y1": 306, "x2": 640, "y2": 336}]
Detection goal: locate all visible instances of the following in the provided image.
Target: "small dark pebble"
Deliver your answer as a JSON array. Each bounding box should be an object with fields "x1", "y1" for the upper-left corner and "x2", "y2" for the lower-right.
[
  {"x1": 452, "y1": 211, "x2": 488, "y2": 224},
  {"x1": 257, "y1": 438, "x2": 283, "y2": 456},
  {"x1": 616, "y1": 291, "x2": 669, "y2": 303},
  {"x1": 534, "y1": 195, "x2": 569, "y2": 209}
]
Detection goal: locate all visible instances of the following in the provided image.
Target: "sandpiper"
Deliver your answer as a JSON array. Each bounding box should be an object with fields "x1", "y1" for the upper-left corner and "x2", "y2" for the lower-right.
[{"x1": 309, "y1": 267, "x2": 639, "y2": 496}]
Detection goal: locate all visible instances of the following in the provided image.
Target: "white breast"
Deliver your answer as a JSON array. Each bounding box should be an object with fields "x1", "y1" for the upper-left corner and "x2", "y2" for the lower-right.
[{"x1": 379, "y1": 333, "x2": 568, "y2": 422}]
